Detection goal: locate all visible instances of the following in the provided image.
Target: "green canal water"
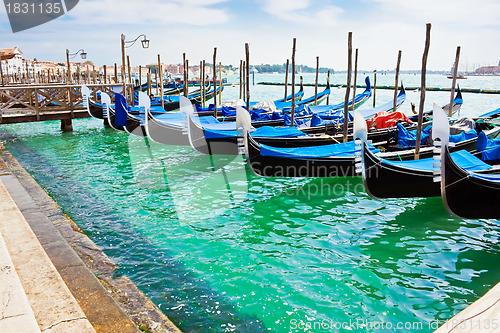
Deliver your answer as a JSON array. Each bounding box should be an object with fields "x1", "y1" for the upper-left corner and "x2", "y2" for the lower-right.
[{"x1": 1, "y1": 74, "x2": 500, "y2": 332}]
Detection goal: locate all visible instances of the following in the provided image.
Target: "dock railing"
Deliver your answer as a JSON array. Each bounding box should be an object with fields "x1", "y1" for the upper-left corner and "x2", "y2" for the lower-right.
[{"x1": 0, "y1": 83, "x2": 131, "y2": 123}]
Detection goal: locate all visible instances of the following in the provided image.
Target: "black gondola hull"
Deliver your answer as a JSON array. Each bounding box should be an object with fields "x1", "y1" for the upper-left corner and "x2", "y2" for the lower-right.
[{"x1": 442, "y1": 147, "x2": 500, "y2": 219}]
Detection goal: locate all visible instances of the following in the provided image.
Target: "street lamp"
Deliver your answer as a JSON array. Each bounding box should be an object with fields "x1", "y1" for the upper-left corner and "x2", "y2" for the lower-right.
[
  {"x1": 121, "y1": 33, "x2": 150, "y2": 100},
  {"x1": 66, "y1": 49, "x2": 87, "y2": 83}
]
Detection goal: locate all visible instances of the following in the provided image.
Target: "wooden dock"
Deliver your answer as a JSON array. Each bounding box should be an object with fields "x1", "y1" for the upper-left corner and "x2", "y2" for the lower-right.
[
  {"x1": 435, "y1": 282, "x2": 500, "y2": 332},
  {"x1": 0, "y1": 83, "x2": 128, "y2": 130}
]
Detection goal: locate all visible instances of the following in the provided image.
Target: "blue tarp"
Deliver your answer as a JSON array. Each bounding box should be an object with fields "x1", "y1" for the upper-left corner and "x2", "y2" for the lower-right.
[
  {"x1": 482, "y1": 146, "x2": 500, "y2": 161},
  {"x1": 477, "y1": 131, "x2": 500, "y2": 161},
  {"x1": 449, "y1": 130, "x2": 477, "y2": 143},
  {"x1": 477, "y1": 131, "x2": 500, "y2": 151},
  {"x1": 470, "y1": 172, "x2": 500, "y2": 182},
  {"x1": 397, "y1": 124, "x2": 477, "y2": 148},
  {"x1": 396, "y1": 123, "x2": 432, "y2": 148},
  {"x1": 309, "y1": 111, "x2": 352, "y2": 128},
  {"x1": 114, "y1": 93, "x2": 129, "y2": 127},
  {"x1": 478, "y1": 107, "x2": 500, "y2": 118},
  {"x1": 204, "y1": 126, "x2": 306, "y2": 140},
  {"x1": 260, "y1": 140, "x2": 380, "y2": 159},
  {"x1": 384, "y1": 150, "x2": 491, "y2": 172}
]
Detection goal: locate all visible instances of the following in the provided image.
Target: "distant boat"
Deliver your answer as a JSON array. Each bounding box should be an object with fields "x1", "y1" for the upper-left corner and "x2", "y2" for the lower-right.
[{"x1": 447, "y1": 74, "x2": 467, "y2": 79}]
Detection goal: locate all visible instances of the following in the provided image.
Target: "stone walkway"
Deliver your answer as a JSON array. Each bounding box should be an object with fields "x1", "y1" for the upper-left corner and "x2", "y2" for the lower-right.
[
  {"x1": 0, "y1": 149, "x2": 181, "y2": 333},
  {"x1": 0, "y1": 178, "x2": 95, "y2": 332}
]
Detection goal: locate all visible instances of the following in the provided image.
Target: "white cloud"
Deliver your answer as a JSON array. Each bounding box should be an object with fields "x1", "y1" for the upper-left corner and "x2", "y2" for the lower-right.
[
  {"x1": 313, "y1": 5, "x2": 344, "y2": 27},
  {"x1": 260, "y1": 0, "x2": 344, "y2": 26},
  {"x1": 370, "y1": 0, "x2": 500, "y2": 27},
  {"x1": 67, "y1": 0, "x2": 230, "y2": 26},
  {"x1": 262, "y1": 0, "x2": 310, "y2": 17}
]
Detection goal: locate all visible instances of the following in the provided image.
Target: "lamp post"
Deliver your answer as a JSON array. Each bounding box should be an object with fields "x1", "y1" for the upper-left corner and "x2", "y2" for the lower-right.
[
  {"x1": 66, "y1": 49, "x2": 87, "y2": 84},
  {"x1": 121, "y1": 33, "x2": 149, "y2": 102}
]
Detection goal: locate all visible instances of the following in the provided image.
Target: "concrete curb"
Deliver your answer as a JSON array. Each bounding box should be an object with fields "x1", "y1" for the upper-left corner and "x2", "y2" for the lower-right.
[{"x1": 0, "y1": 149, "x2": 181, "y2": 333}]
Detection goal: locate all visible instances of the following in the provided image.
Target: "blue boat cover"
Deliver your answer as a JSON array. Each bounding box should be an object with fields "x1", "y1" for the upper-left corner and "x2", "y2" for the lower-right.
[
  {"x1": 114, "y1": 94, "x2": 130, "y2": 126},
  {"x1": 384, "y1": 150, "x2": 492, "y2": 172},
  {"x1": 204, "y1": 126, "x2": 306, "y2": 139},
  {"x1": 397, "y1": 124, "x2": 477, "y2": 148},
  {"x1": 477, "y1": 131, "x2": 500, "y2": 151},
  {"x1": 396, "y1": 123, "x2": 432, "y2": 148},
  {"x1": 283, "y1": 113, "x2": 313, "y2": 126},
  {"x1": 481, "y1": 146, "x2": 500, "y2": 161},
  {"x1": 477, "y1": 131, "x2": 500, "y2": 161},
  {"x1": 309, "y1": 111, "x2": 352, "y2": 127},
  {"x1": 260, "y1": 140, "x2": 380, "y2": 159},
  {"x1": 449, "y1": 130, "x2": 477, "y2": 143},
  {"x1": 478, "y1": 107, "x2": 500, "y2": 118},
  {"x1": 470, "y1": 171, "x2": 500, "y2": 182}
]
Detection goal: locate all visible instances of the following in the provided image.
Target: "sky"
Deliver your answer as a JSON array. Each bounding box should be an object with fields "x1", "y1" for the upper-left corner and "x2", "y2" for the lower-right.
[{"x1": 1, "y1": 0, "x2": 499, "y2": 71}]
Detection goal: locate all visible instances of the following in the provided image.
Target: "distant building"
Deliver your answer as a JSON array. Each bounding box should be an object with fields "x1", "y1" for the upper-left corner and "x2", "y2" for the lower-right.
[
  {"x1": 475, "y1": 66, "x2": 500, "y2": 74},
  {"x1": 1, "y1": 46, "x2": 24, "y2": 75}
]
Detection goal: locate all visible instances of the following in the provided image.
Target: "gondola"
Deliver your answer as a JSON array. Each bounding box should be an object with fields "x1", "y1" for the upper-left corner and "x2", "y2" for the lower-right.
[
  {"x1": 217, "y1": 77, "x2": 368, "y2": 127},
  {"x1": 273, "y1": 78, "x2": 304, "y2": 103},
  {"x1": 184, "y1": 86, "x2": 405, "y2": 155},
  {"x1": 85, "y1": 83, "x2": 222, "y2": 120},
  {"x1": 360, "y1": 105, "x2": 500, "y2": 198},
  {"x1": 243, "y1": 110, "x2": 382, "y2": 177},
  {"x1": 143, "y1": 82, "x2": 370, "y2": 146},
  {"x1": 441, "y1": 145, "x2": 500, "y2": 219},
  {"x1": 155, "y1": 84, "x2": 223, "y2": 111},
  {"x1": 244, "y1": 104, "x2": 500, "y2": 178}
]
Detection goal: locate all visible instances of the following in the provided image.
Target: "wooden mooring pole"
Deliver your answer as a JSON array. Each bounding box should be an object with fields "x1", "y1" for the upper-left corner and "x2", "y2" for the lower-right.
[
  {"x1": 343, "y1": 32, "x2": 353, "y2": 142},
  {"x1": 219, "y1": 61, "x2": 222, "y2": 104},
  {"x1": 394, "y1": 50, "x2": 402, "y2": 112},
  {"x1": 326, "y1": 70, "x2": 330, "y2": 104},
  {"x1": 158, "y1": 54, "x2": 164, "y2": 110},
  {"x1": 351, "y1": 48, "x2": 358, "y2": 111},
  {"x1": 449, "y1": 46, "x2": 461, "y2": 117},
  {"x1": 284, "y1": 59, "x2": 289, "y2": 101},
  {"x1": 314, "y1": 56, "x2": 319, "y2": 105},
  {"x1": 290, "y1": 38, "x2": 296, "y2": 126},
  {"x1": 415, "y1": 23, "x2": 432, "y2": 160},
  {"x1": 183, "y1": 53, "x2": 188, "y2": 97},
  {"x1": 202, "y1": 60, "x2": 206, "y2": 108},
  {"x1": 239, "y1": 60, "x2": 243, "y2": 100},
  {"x1": 245, "y1": 43, "x2": 250, "y2": 112},
  {"x1": 213, "y1": 47, "x2": 218, "y2": 117}
]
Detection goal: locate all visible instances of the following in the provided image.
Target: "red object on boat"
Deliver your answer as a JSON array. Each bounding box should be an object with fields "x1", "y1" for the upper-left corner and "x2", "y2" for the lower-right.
[{"x1": 368, "y1": 111, "x2": 413, "y2": 130}]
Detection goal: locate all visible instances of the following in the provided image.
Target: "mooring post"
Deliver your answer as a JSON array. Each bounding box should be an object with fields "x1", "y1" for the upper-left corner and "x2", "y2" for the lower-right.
[
  {"x1": 373, "y1": 70, "x2": 377, "y2": 107},
  {"x1": 245, "y1": 43, "x2": 250, "y2": 112},
  {"x1": 158, "y1": 54, "x2": 164, "y2": 110},
  {"x1": 183, "y1": 53, "x2": 188, "y2": 97},
  {"x1": 326, "y1": 70, "x2": 330, "y2": 104},
  {"x1": 219, "y1": 61, "x2": 223, "y2": 104},
  {"x1": 213, "y1": 47, "x2": 218, "y2": 117},
  {"x1": 284, "y1": 59, "x2": 289, "y2": 101},
  {"x1": 61, "y1": 119, "x2": 73, "y2": 132},
  {"x1": 185, "y1": 59, "x2": 189, "y2": 98},
  {"x1": 343, "y1": 32, "x2": 353, "y2": 142},
  {"x1": 239, "y1": 60, "x2": 243, "y2": 100},
  {"x1": 314, "y1": 56, "x2": 319, "y2": 105},
  {"x1": 415, "y1": 23, "x2": 432, "y2": 160},
  {"x1": 202, "y1": 60, "x2": 206, "y2": 108},
  {"x1": 351, "y1": 48, "x2": 358, "y2": 111},
  {"x1": 290, "y1": 38, "x2": 296, "y2": 126},
  {"x1": 449, "y1": 46, "x2": 461, "y2": 117},
  {"x1": 394, "y1": 50, "x2": 402, "y2": 112}
]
